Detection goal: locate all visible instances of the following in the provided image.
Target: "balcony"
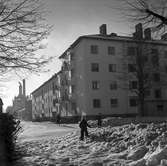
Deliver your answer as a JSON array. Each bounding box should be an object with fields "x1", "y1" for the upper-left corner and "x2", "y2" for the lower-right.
[
  {"x1": 61, "y1": 94, "x2": 69, "y2": 101},
  {"x1": 53, "y1": 98, "x2": 60, "y2": 106},
  {"x1": 61, "y1": 60, "x2": 75, "y2": 71},
  {"x1": 60, "y1": 79, "x2": 69, "y2": 86},
  {"x1": 62, "y1": 61, "x2": 69, "y2": 71},
  {"x1": 69, "y1": 93, "x2": 76, "y2": 101}
]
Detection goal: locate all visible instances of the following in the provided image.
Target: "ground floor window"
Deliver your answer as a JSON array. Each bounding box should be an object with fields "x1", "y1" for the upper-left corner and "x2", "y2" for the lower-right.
[
  {"x1": 93, "y1": 99, "x2": 101, "y2": 108},
  {"x1": 110, "y1": 98, "x2": 118, "y2": 107},
  {"x1": 129, "y1": 96, "x2": 138, "y2": 107},
  {"x1": 154, "y1": 89, "x2": 161, "y2": 98},
  {"x1": 157, "y1": 104, "x2": 163, "y2": 112}
]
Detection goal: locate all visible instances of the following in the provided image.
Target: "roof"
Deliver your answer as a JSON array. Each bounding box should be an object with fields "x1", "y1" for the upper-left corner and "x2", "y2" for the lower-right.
[
  {"x1": 31, "y1": 73, "x2": 57, "y2": 95},
  {"x1": 59, "y1": 34, "x2": 167, "y2": 59}
]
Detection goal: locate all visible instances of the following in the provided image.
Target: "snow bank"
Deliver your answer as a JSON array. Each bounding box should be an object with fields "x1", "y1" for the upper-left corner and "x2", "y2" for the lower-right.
[{"x1": 16, "y1": 120, "x2": 167, "y2": 166}]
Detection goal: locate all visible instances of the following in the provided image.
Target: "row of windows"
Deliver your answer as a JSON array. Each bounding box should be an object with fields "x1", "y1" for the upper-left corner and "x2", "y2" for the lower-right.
[
  {"x1": 93, "y1": 97, "x2": 137, "y2": 108},
  {"x1": 92, "y1": 81, "x2": 137, "y2": 90},
  {"x1": 91, "y1": 45, "x2": 115, "y2": 55},
  {"x1": 90, "y1": 45, "x2": 167, "y2": 58},
  {"x1": 91, "y1": 63, "x2": 116, "y2": 72},
  {"x1": 93, "y1": 99, "x2": 165, "y2": 112},
  {"x1": 91, "y1": 81, "x2": 162, "y2": 98},
  {"x1": 91, "y1": 63, "x2": 167, "y2": 74}
]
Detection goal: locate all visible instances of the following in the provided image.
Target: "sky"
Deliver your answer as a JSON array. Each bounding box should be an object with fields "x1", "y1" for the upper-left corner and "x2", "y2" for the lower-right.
[{"x1": 3, "y1": 0, "x2": 135, "y2": 109}]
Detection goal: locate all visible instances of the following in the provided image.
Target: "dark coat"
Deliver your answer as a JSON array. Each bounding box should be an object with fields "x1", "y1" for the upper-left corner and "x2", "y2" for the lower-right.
[
  {"x1": 0, "y1": 98, "x2": 3, "y2": 106},
  {"x1": 79, "y1": 119, "x2": 90, "y2": 129}
]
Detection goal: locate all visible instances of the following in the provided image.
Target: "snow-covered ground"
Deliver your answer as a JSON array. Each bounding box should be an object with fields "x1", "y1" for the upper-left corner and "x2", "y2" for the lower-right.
[
  {"x1": 18, "y1": 121, "x2": 78, "y2": 142},
  {"x1": 15, "y1": 120, "x2": 167, "y2": 166}
]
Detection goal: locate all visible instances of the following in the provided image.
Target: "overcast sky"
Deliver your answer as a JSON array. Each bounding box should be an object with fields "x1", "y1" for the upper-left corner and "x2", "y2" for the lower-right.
[{"x1": 3, "y1": 0, "x2": 135, "y2": 109}]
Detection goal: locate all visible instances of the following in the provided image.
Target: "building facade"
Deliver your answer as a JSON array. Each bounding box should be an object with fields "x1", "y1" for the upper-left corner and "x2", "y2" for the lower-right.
[
  {"x1": 7, "y1": 79, "x2": 32, "y2": 121},
  {"x1": 31, "y1": 73, "x2": 61, "y2": 120},
  {"x1": 59, "y1": 24, "x2": 167, "y2": 118},
  {"x1": 31, "y1": 24, "x2": 167, "y2": 120}
]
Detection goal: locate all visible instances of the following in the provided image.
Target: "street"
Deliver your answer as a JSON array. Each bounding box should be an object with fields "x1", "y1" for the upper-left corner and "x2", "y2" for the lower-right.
[{"x1": 18, "y1": 121, "x2": 78, "y2": 142}]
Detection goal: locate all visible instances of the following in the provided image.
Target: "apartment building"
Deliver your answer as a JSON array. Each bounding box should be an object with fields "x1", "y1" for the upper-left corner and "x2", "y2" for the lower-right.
[
  {"x1": 31, "y1": 24, "x2": 167, "y2": 121},
  {"x1": 59, "y1": 24, "x2": 167, "y2": 118},
  {"x1": 31, "y1": 73, "x2": 61, "y2": 120}
]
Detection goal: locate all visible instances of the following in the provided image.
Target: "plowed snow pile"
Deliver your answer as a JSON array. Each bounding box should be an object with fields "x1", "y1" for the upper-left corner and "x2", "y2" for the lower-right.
[{"x1": 16, "y1": 120, "x2": 167, "y2": 166}]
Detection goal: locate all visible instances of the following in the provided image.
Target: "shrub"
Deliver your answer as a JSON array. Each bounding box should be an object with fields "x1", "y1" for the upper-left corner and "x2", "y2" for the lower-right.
[{"x1": 0, "y1": 113, "x2": 22, "y2": 165}]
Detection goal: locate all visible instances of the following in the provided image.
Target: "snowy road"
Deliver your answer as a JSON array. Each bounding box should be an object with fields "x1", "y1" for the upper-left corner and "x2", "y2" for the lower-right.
[{"x1": 18, "y1": 121, "x2": 78, "y2": 142}]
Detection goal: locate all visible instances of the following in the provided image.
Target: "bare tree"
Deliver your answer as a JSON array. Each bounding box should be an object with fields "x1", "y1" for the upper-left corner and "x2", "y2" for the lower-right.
[
  {"x1": 121, "y1": 0, "x2": 167, "y2": 34},
  {"x1": 0, "y1": 0, "x2": 52, "y2": 75},
  {"x1": 111, "y1": 0, "x2": 167, "y2": 116},
  {"x1": 118, "y1": 42, "x2": 153, "y2": 116},
  {"x1": 116, "y1": 24, "x2": 167, "y2": 116}
]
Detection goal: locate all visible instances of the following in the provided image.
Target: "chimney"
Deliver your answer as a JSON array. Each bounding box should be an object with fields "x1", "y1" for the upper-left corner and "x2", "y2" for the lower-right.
[
  {"x1": 161, "y1": 33, "x2": 167, "y2": 40},
  {"x1": 23, "y1": 79, "x2": 26, "y2": 96},
  {"x1": 144, "y1": 28, "x2": 151, "y2": 40},
  {"x1": 133, "y1": 32, "x2": 137, "y2": 39},
  {"x1": 99, "y1": 24, "x2": 107, "y2": 35},
  {"x1": 135, "y1": 23, "x2": 143, "y2": 40},
  {"x1": 19, "y1": 82, "x2": 22, "y2": 96}
]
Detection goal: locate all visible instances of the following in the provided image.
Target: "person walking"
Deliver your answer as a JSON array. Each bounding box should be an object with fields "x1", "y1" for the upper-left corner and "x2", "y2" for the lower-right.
[
  {"x1": 79, "y1": 116, "x2": 91, "y2": 141},
  {"x1": 57, "y1": 113, "x2": 61, "y2": 125},
  {"x1": 97, "y1": 113, "x2": 102, "y2": 127},
  {"x1": 0, "y1": 98, "x2": 3, "y2": 113}
]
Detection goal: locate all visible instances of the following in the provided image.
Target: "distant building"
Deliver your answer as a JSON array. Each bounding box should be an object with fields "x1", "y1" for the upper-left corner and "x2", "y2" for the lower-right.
[
  {"x1": 8, "y1": 79, "x2": 32, "y2": 121},
  {"x1": 31, "y1": 74, "x2": 61, "y2": 120},
  {"x1": 31, "y1": 24, "x2": 167, "y2": 121},
  {"x1": 6, "y1": 106, "x2": 13, "y2": 114}
]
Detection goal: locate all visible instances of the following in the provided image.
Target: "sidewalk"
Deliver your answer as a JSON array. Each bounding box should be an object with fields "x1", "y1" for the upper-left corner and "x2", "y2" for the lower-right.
[{"x1": 58, "y1": 123, "x2": 79, "y2": 129}]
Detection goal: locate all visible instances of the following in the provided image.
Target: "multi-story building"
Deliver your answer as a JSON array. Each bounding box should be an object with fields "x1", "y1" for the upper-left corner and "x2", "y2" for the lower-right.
[
  {"x1": 31, "y1": 24, "x2": 167, "y2": 121},
  {"x1": 31, "y1": 73, "x2": 61, "y2": 120},
  {"x1": 59, "y1": 24, "x2": 167, "y2": 118}
]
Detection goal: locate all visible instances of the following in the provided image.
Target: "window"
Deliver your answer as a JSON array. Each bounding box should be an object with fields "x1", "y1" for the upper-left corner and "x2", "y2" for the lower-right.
[
  {"x1": 70, "y1": 52, "x2": 74, "y2": 60},
  {"x1": 153, "y1": 73, "x2": 160, "y2": 82},
  {"x1": 110, "y1": 98, "x2": 118, "y2": 107},
  {"x1": 91, "y1": 63, "x2": 99, "y2": 72},
  {"x1": 52, "y1": 83, "x2": 56, "y2": 95},
  {"x1": 109, "y1": 64, "x2": 116, "y2": 72},
  {"x1": 157, "y1": 105, "x2": 163, "y2": 112},
  {"x1": 128, "y1": 64, "x2": 136, "y2": 72},
  {"x1": 144, "y1": 89, "x2": 151, "y2": 97},
  {"x1": 151, "y1": 49, "x2": 159, "y2": 67},
  {"x1": 143, "y1": 56, "x2": 148, "y2": 63},
  {"x1": 71, "y1": 85, "x2": 75, "y2": 93},
  {"x1": 93, "y1": 99, "x2": 101, "y2": 108},
  {"x1": 144, "y1": 73, "x2": 149, "y2": 80},
  {"x1": 164, "y1": 51, "x2": 167, "y2": 58},
  {"x1": 92, "y1": 81, "x2": 100, "y2": 90},
  {"x1": 151, "y1": 49, "x2": 158, "y2": 55},
  {"x1": 165, "y1": 65, "x2": 167, "y2": 73},
  {"x1": 154, "y1": 89, "x2": 161, "y2": 98},
  {"x1": 71, "y1": 102, "x2": 76, "y2": 110},
  {"x1": 127, "y1": 47, "x2": 136, "y2": 56},
  {"x1": 151, "y1": 55, "x2": 159, "y2": 67},
  {"x1": 71, "y1": 69, "x2": 75, "y2": 77},
  {"x1": 129, "y1": 96, "x2": 138, "y2": 107},
  {"x1": 90, "y1": 45, "x2": 98, "y2": 54},
  {"x1": 65, "y1": 103, "x2": 68, "y2": 110},
  {"x1": 110, "y1": 81, "x2": 117, "y2": 90},
  {"x1": 108, "y1": 46, "x2": 115, "y2": 55},
  {"x1": 129, "y1": 81, "x2": 138, "y2": 89},
  {"x1": 53, "y1": 99, "x2": 56, "y2": 107}
]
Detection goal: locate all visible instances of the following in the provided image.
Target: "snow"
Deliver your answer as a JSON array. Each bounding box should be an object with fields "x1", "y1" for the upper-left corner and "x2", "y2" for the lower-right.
[
  {"x1": 18, "y1": 121, "x2": 77, "y2": 142},
  {"x1": 15, "y1": 119, "x2": 167, "y2": 166}
]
